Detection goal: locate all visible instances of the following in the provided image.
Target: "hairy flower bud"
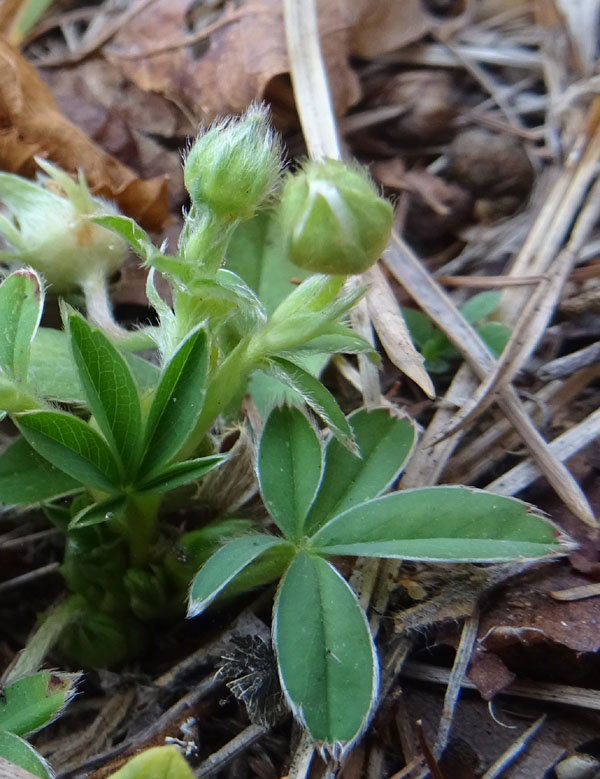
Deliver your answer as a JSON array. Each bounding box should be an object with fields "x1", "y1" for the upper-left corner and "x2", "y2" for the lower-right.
[
  {"x1": 184, "y1": 104, "x2": 282, "y2": 221},
  {"x1": 279, "y1": 159, "x2": 394, "y2": 275},
  {"x1": 0, "y1": 160, "x2": 127, "y2": 292}
]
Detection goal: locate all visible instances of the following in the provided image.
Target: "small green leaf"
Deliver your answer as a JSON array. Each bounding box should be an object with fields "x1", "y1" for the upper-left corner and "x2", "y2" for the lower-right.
[
  {"x1": 0, "y1": 671, "x2": 79, "y2": 736},
  {"x1": 107, "y1": 745, "x2": 194, "y2": 779},
  {"x1": 289, "y1": 324, "x2": 377, "y2": 357},
  {"x1": 29, "y1": 328, "x2": 84, "y2": 402},
  {"x1": 305, "y1": 409, "x2": 417, "y2": 535},
  {"x1": 459, "y1": 291, "x2": 501, "y2": 324},
  {"x1": 259, "y1": 407, "x2": 323, "y2": 540},
  {"x1": 310, "y1": 486, "x2": 562, "y2": 561},
  {"x1": 401, "y1": 308, "x2": 434, "y2": 349},
  {"x1": 0, "y1": 270, "x2": 43, "y2": 381},
  {"x1": 91, "y1": 215, "x2": 161, "y2": 265},
  {"x1": 214, "y1": 268, "x2": 266, "y2": 325},
  {"x1": 141, "y1": 325, "x2": 209, "y2": 475},
  {"x1": 68, "y1": 314, "x2": 143, "y2": 478},
  {"x1": 266, "y1": 357, "x2": 354, "y2": 451},
  {"x1": 273, "y1": 553, "x2": 377, "y2": 747},
  {"x1": 69, "y1": 495, "x2": 127, "y2": 529},
  {"x1": 188, "y1": 535, "x2": 291, "y2": 616},
  {"x1": 0, "y1": 436, "x2": 81, "y2": 505},
  {"x1": 16, "y1": 411, "x2": 120, "y2": 492},
  {"x1": 226, "y1": 210, "x2": 311, "y2": 315},
  {"x1": 136, "y1": 455, "x2": 226, "y2": 494},
  {"x1": 0, "y1": 732, "x2": 53, "y2": 779},
  {"x1": 476, "y1": 321, "x2": 511, "y2": 357}
]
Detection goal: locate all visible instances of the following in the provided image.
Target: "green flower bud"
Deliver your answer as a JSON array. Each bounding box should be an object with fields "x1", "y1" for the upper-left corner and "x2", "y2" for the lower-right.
[
  {"x1": 0, "y1": 159, "x2": 127, "y2": 293},
  {"x1": 184, "y1": 104, "x2": 282, "y2": 221},
  {"x1": 279, "y1": 159, "x2": 394, "y2": 275}
]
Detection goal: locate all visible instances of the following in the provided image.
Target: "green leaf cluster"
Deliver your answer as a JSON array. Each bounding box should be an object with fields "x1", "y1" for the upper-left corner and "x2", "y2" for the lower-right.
[
  {"x1": 403, "y1": 291, "x2": 511, "y2": 373},
  {"x1": 188, "y1": 405, "x2": 563, "y2": 752}
]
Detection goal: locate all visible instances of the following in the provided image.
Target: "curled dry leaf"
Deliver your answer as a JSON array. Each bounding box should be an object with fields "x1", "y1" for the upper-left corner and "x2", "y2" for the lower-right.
[
  {"x1": 0, "y1": 40, "x2": 169, "y2": 231},
  {"x1": 104, "y1": 0, "x2": 452, "y2": 122}
]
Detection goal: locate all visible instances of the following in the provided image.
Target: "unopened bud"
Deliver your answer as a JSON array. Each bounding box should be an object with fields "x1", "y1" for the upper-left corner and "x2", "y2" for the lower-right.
[
  {"x1": 184, "y1": 104, "x2": 282, "y2": 222},
  {"x1": 279, "y1": 159, "x2": 394, "y2": 275},
  {"x1": 0, "y1": 160, "x2": 126, "y2": 292}
]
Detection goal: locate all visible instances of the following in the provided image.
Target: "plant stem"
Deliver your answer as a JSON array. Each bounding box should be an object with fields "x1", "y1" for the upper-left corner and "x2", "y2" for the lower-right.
[
  {"x1": 120, "y1": 493, "x2": 162, "y2": 568},
  {"x1": 81, "y1": 269, "x2": 137, "y2": 343}
]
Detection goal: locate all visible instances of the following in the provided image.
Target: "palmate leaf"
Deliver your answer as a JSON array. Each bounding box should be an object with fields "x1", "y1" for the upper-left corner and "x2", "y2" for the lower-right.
[
  {"x1": 0, "y1": 437, "x2": 81, "y2": 505},
  {"x1": 0, "y1": 270, "x2": 43, "y2": 381},
  {"x1": 16, "y1": 411, "x2": 120, "y2": 493},
  {"x1": 305, "y1": 409, "x2": 417, "y2": 535},
  {"x1": 258, "y1": 407, "x2": 323, "y2": 540},
  {"x1": 188, "y1": 535, "x2": 292, "y2": 617},
  {"x1": 68, "y1": 313, "x2": 143, "y2": 478},
  {"x1": 266, "y1": 358, "x2": 354, "y2": 452},
  {"x1": 273, "y1": 552, "x2": 377, "y2": 749},
  {"x1": 140, "y1": 324, "x2": 209, "y2": 476},
  {"x1": 310, "y1": 486, "x2": 563, "y2": 562}
]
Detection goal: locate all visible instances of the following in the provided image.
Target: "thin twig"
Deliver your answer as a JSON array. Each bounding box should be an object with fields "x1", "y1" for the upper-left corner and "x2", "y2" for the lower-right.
[
  {"x1": 194, "y1": 723, "x2": 270, "y2": 778},
  {"x1": 287, "y1": 731, "x2": 316, "y2": 779},
  {"x1": 404, "y1": 662, "x2": 600, "y2": 712},
  {"x1": 434, "y1": 607, "x2": 480, "y2": 758},
  {"x1": 486, "y1": 405, "x2": 600, "y2": 497},
  {"x1": 0, "y1": 562, "x2": 60, "y2": 594},
  {"x1": 481, "y1": 714, "x2": 546, "y2": 778},
  {"x1": 0, "y1": 528, "x2": 62, "y2": 550}
]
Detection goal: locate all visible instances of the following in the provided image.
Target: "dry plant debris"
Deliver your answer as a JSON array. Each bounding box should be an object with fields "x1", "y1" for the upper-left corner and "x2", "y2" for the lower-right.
[{"x1": 0, "y1": 0, "x2": 600, "y2": 777}]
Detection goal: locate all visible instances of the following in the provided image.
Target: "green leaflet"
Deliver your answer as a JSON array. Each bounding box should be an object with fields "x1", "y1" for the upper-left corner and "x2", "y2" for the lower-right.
[
  {"x1": 188, "y1": 535, "x2": 292, "y2": 616},
  {"x1": 305, "y1": 408, "x2": 416, "y2": 534},
  {"x1": 310, "y1": 486, "x2": 562, "y2": 562},
  {"x1": 140, "y1": 325, "x2": 209, "y2": 475},
  {"x1": 0, "y1": 732, "x2": 53, "y2": 779},
  {"x1": 273, "y1": 553, "x2": 377, "y2": 748},
  {"x1": 91, "y1": 214, "x2": 162, "y2": 266},
  {"x1": 0, "y1": 436, "x2": 81, "y2": 505},
  {"x1": 258, "y1": 407, "x2": 323, "y2": 540},
  {"x1": 225, "y1": 210, "x2": 310, "y2": 315},
  {"x1": 16, "y1": 410, "x2": 120, "y2": 493},
  {"x1": 0, "y1": 672, "x2": 79, "y2": 737},
  {"x1": 68, "y1": 313, "x2": 143, "y2": 478},
  {"x1": 266, "y1": 358, "x2": 354, "y2": 451},
  {"x1": 69, "y1": 495, "x2": 127, "y2": 529},
  {"x1": 136, "y1": 455, "x2": 226, "y2": 494},
  {"x1": 29, "y1": 328, "x2": 84, "y2": 403},
  {"x1": 0, "y1": 270, "x2": 43, "y2": 381}
]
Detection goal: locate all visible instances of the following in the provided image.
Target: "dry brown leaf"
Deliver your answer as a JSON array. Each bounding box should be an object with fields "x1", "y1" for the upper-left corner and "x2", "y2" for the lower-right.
[
  {"x1": 478, "y1": 566, "x2": 600, "y2": 656},
  {"x1": 104, "y1": 0, "x2": 447, "y2": 122},
  {"x1": 0, "y1": 39, "x2": 169, "y2": 230},
  {"x1": 105, "y1": 0, "x2": 360, "y2": 121},
  {"x1": 350, "y1": 0, "x2": 439, "y2": 57}
]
